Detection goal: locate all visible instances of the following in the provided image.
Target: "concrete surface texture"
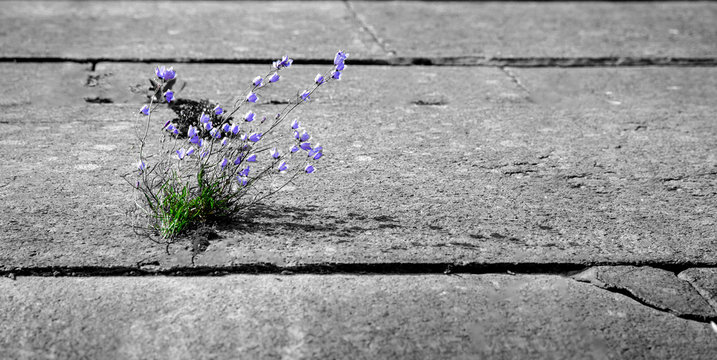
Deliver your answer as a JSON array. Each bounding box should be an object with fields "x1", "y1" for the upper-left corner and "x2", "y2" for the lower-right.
[{"x1": 0, "y1": 1, "x2": 716, "y2": 359}]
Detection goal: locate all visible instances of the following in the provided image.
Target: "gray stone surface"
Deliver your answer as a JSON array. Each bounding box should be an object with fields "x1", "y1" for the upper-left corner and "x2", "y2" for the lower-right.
[
  {"x1": 1, "y1": 274, "x2": 716, "y2": 359},
  {"x1": 0, "y1": 1, "x2": 380, "y2": 60},
  {"x1": 1, "y1": 64, "x2": 716, "y2": 268},
  {"x1": 2, "y1": 2, "x2": 716, "y2": 60},
  {"x1": 351, "y1": 1, "x2": 717, "y2": 58},
  {"x1": 680, "y1": 268, "x2": 717, "y2": 312},
  {"x1": 573, "y1": 266, "x2": 716, "y2": 320}
]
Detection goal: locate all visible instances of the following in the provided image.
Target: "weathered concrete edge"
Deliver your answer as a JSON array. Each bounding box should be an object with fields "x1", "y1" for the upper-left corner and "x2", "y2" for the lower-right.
[{"x1": 3, "y1": 56, "x2": 717, "y2": 67}]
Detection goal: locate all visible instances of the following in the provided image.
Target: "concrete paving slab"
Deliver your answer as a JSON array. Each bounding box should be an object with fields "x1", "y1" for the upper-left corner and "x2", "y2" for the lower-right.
[
  {"x1": 573, "y1": 266, "x2": 716, "y2": 320},
  {"x1": 350, "y1": 1, "x2": 717, "y2": 59},
  {"x1": 0, "y1": 1, "x2": 380, "y2": 60},
  {"x1": 680, "y1": 268, "x2": 717, "y2": 312},
  {"x1": 3, "y1": 2, "x2": 716, "y2": 61},
  {"x1": 1, "y1": 274, "x2": 716, "y2": 359},
  {"x1": 1, "y1": 64, "x2": 715, "y2": 268}
]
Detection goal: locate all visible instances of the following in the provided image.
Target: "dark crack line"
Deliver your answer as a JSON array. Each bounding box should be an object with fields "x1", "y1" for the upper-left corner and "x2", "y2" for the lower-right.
[
  {"x1": 681, "y1": 275, "x2": 717, "y2": 313},
  {"x1": 343, "y1": 0, "x2": 396, "y2": 57},
  {"x1": 4, "y1": 56, "x2": 717, "y2": 67},
  {"x1": 500, "y1": 66, "x2": 533, "y2": 102},
  {"x1": 3, "y1": 261, "x2": 716, "y2": 278},
  {"x1": 575, "y1": 280, "x2": 717, "y2": 325}
]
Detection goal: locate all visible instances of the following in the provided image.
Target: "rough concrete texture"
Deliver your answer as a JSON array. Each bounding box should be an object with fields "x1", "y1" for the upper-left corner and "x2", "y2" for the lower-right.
[
  {"x1": 0, "y1": 1, "x2": 381, "y2": 60},
  {"x1": 572, "y1": 266, "x2": 716, "y2": 320},
  {"x1": 2, "y1": 2, "x2": 716, "y2": 60},
  {"x1": 680, "y1": 268, "x2": 717, "y2": 312},
  {"x1": 1, "y1": 274, "x2": 716, "y2": 359},
  {"x1": 1, "y1": 63, "x2": 716, "y2": 268},
  {"x1": 351, "y1": 1, "x2": 717, "y2": 58}
]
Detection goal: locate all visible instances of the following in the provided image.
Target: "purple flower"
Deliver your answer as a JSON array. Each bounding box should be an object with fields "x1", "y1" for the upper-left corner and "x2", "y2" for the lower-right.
[
  {"x1": 234, "y1": 155, "x2": 243, "y2": 165},
  {"x1": 246, "y1": 92, "x2": 258, "y2": 103},
  {"x1": 155, "y1": 66, "x2": 165, "y2": 79},
  {"x1": 244, "y1": 111, "x2": 255, "y2": 122},
  {"x1": 163, "y1": 120, "x2": 171, "y2": 130},
  {"x1": 270, "y1": 147, "x2": 280, "y2": 159},
  {"x1": 334, "y1": 51, "x2": 348, "y2": 66},
  {"x1": 220, "y1": 158, "x2": 228, "y2": 170},
  {"x1": 137, "y1": 160, "x2": 146, "y2": 172},
  {"x1": 177, "y1": 148, "x2": 186, "y2": 160},
  {"x1": 245, "y1": 154, "x2": 257, "y2": 162},
  {"x1": 269, "y1": 72, "x2": 280, "y2": 83},
  {"x1": 155, "y1": 66, "x2": 176, "y2": 80},
  {"x1": 299, "y1": 142, "x2": 312, "y2": 151},
  {"x1": 248, "y1": 132, "x2": 262, "y2": 142},
  {"x1": 331, "y1": 70, "x2": 341, "y2": 80},
  {"x1": 200, "y1": 151, "x2": 208, "y2": 159},
  {"x1": 308, "y1": 145, "x2": 322, "y2": 159},
  {"x1": 314, "y1": 73, "x2": 324, "y2": 85},
  {"x1": 313, "y1": 152, "x2": 323, "y2": 160},
  {"x1": 166, "y1": 124, "x2": 176, "y2": 133},
  {"x1": 210, "y1": 128, "x2": 221, "y2": 139},
  {"x1": 214, "y1": 105, "x2": 223, "y2": 115},
  {"x1": 273, "y1": 55, "x2": 293, "y2": 69},
  {"x1": 299, "y1": 130, "x2": 310, "y2": 142},
  {"x1": 237, "y1": 176, "x2": 249, "y2": 187},
  {"x1": 205, "y1": 121, "x2": 212, "y2": 131},
  {"x1": 290, "y1": 145, "x2": 299, "y2": 153},
  {"x1": 294, "y1": 130, "x2": 300, "y2": 140},
  {"x1": 231, "y1": 124, "x2": 240, "y2": 135},
  {"x1": 200, "y1": 113, "x2": 210, "y2": 124},
  {"x1": 188, "y1": 125, "x2": 198, "y2": 138},
  {"x1": 221, "y1": 138, "x2": 228, "y2": 146},
  {"x1": 190, "y1": 135, "x2": 199, "y2": 144},
  {"x1": 291, "y1": 119, "x2": 300, "y2": 129},
  {"x1": 140, "y1": 105, "x2": 150, "y2": 116},
  {"x1": 239, "y1": 166, "x2": 251, "y2": 177},
  {"x1": 336, "y1": 62, "x2": 345, "y2": 71},
  {"x1": 222, "y1": 123, "x2": 231, "y2": 132},
  {"x1": 198, "y1": 139, "x2": 205, "y2": 148},
  {"x1": 278, "y1": 161, "x2": 288, "y2": 172},
  {"x1": 186, "y1": 147, "x2": 195, "y2": 156},
  {"x1": 164, "y1": 90, "x2": 174, "y2": 103},
  {"x1": 300, "y1": 90, "x2": 310, "y2": 101},
  {"x1": 240, "y1": 134, "x2": 248, "y2": 141},
  {"x1": 252, "y1": 76, "x2": 263, "y2": 87},
  {"x1": 304, "y1": 164, "x2": 315, "y2": 174}
]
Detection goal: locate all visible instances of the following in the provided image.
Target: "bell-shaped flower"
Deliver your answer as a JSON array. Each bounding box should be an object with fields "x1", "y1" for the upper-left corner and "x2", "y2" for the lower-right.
[
  {"x1": 300, "y1": 90, "x2": 310, "y2": 101},
  {"x1": 222, "y1": 123, "x2": 231, "y2": 132},
  {"x1": 234, "y1": 155, "x2": 243, "y2": 165},
  {"x1": 220, "y1": 158, "x2": 228, "y2": 170},
  {"x1": 205, "y1": 121, "x2": 212, "y2": 131},
  {"x1": 245, "y1": 154, "x2": 257, "y2": 162},
  {"x1": 252, "y1": 76, "x2": 263, "y2": 87},
  {"x1": 189, "y1": 135, "x2": 199, "y2": 144},
  {"x1": 314, "y1": 73, "x2": 324, "y2": 85},
  {"x1": 304, "y1": 164, "x2": 315, "y2": 174},
  {"x1": 299, "y1": 130, "x2": 310, "y2": 142},
  {"x1": 290, "y1": 145, "x2": 299, "y2": 153},
  {"x1": 210, "y1": 128, "x2": 221, "y2": 139},
  {"x1": 137, "y1": 160, "x2": 146, "y2": 172},
  {"x1": 313, "y1": 152, "x2": 323, "y2": 160},
  {"x1": 187, "y1": 125, "x2": 198, "y2": 138},
  {"x1": 140, "y1": 105, "x2": 150, "y2": 115},
  {"x1": 270, "y1": 147, "x2": 280, "y2": 159},
  {"x1": 269, "y1": 72, "x2": 280, "y2": 83},
  {"x1": 331, "y1": 70, "x2": 341, "y2": 80},
  {"x1": 200, "y1": 113, "x2": 211, "y2": 124},
  {"x1": 237, "y1": 176, "x2": 249, "y2": 187},
  {"x1": 214, "y1": 105, "x2": 223, "y2": 115},
  {"x1": 221, "y1": 138, "x2": 228, "y2": 146},
  {"x1": 164, "y1": 90, "x2": 174, "y2": 103},
  {"x1": 299, "y1": 142, "x2": 312, "y2": 151},
  {"x1": 244, "y1": 111, "x2": 255, "y2": 122},
  {"x1": 231, "y1": 124, "x2": 240, "y2": 135},
  {"x1": 176, "y1": 148, "x2": 187, "y2": 160},
  {"x1": 291, "y1": 119, "x2": 300, "y2": 130},
  {"x1": 278, "y1": 161, "x2": 288, "y2": 172},
  {"x1": 246, "y1": 92, "x2": 258, "y2": 103},
  {"x1": 239, "y1": 166, "x2": 251, "y2": 177},
  {"x1": 186, "y1": 147, "x2": 195, "y2": 156},
  {"x1": 334, "y1": 51, "x2": 348, "y2": 66},
  {"x1": 294, "y1": 130, "x2": 300, "y2": 140},
  {"x1": 248, "y1": 132, "x2": 262, "y2": 142}
]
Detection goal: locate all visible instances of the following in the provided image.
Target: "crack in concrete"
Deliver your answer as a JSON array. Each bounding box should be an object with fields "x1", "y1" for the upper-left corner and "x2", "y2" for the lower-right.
[
  {"x1": 499, "y1": 66, "x2": 533, "y2": 102},
  {"x1": 4, "y1": 56, "x2": 717, "y2": 67},
  {"x1": 343, "y1": 0, "x2": 397, "y2": 57},
  {"x1": 680, "y1": 273, "x2": 717, "y2": 313},
  {"x1": 572, "y1": 277, "x2": 717, "y2": 325}
]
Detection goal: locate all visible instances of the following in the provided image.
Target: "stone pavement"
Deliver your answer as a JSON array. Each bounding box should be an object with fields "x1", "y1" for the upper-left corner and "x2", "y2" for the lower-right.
[{"x1": 0, "y1": 1, "x2": 716, "y2": 359}]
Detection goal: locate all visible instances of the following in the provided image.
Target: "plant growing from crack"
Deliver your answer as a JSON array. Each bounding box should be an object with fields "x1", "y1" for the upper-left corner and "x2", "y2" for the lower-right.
[{"x1": 124, "y1": 52, "x2": 348, "y2": 245}]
